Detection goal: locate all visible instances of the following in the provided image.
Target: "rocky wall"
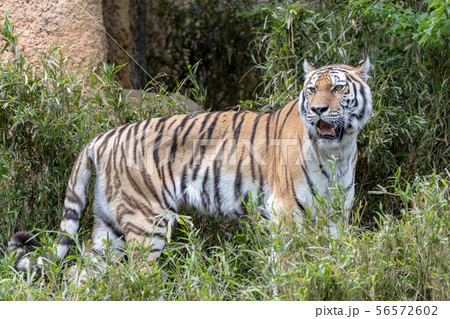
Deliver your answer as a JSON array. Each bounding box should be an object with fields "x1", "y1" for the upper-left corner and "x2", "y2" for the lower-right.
[{"x1": 0, "y1": 0, "x2": 107, "y2": 72}]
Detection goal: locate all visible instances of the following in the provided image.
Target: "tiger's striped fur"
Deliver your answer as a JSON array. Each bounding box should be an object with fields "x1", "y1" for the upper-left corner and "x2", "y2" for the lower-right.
[{"x1": 8, "y1": 58, "x2": 372, "y2": 271}]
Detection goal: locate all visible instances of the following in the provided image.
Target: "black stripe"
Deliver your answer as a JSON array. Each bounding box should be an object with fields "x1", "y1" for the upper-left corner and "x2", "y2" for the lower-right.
[
  {"x1": 178, "y1": 115, "x2": 193, "y2": 131},
  {"x1": 150, "y1": 232, "x2": 166, "y2": 239},
  {"x1": 122, "y1": 145, "x2": 149, "y2": 201},
  {"x1": 155, "y1": 217, "x2": 171, "y2": 228},
  {"x1": 266, "y1": 113, "x2": 273, "y2": 151},
  {"x1": 352, "y1": 82, "x2": 359, "y2": 111},
  {"x1": 167, "y1": 161, "x2": 177, "y2": 199},
  {"x1": 160, "y1": 186, "x2": 173, "y2": 209},
  {"x1": 95, "y1": 130, "x2": 107, "y2": 142},
  {"x1": 234, "y1": 154, "x2": 243, "y2": 201},
  {"x1": 141, "y1": 162, "x2": 163, "y2": 209},
  {"x1": 133, "y1": 119, "x2": 145, "y2": 136},
  {"x1": 121, "y1": 190, "x2": 151, "y2": 215},
  {"x1": 180, "y1": 165, "x2": 188, "y2": 202},
  {"x1": 161, "y1": 167, "x2": 177, "y2": 203},
  {"x1": 192, "y1": 159, "x2": 202, "y2": 181},
  {"x1": 344, "y1": 183, "x2": 353, "y2": 192},
  {"x1": 199, "y1": 112, "x2": 215, "y2": 132},
  {"x1": 65, "y1": 193, "x2": 82, "y2": 206},
  {"x1": 181, "y1": 115, "x2": 200, "y2": 146},
  {"x1": 152, "y1": 125, "x2": 166, "y2": 179},
  {"x1": 319, "y1": 164, "x2": 330, "y2": 179},
  {"x1": 201, "y1": 167, "x2": 210, "y2": 208},
  {"x1": 229, "y1": 112, "x2": 246, "y2": 156},
  {"x1": 258, "y1": 164, "x2": 265, "y2": 192},
  {"x1": 133, "y1": 120, "x2": 145, "y2": 164},
  {"x1": 167, "y1": 118, "x2": 178, "y2": 130},
  {"x1": 250, "y1": 113, "x2": 264, "y2": 144},
  {"x1": 190, "y1": 128, "x2": 208, "y2": 171},
  {"x1": 141, "y1": 119, "x2": 151, "y2": 159},
  {"x1": 265, "y1": 112, "x2": 275, "y2": 149},
  {"x1": 214, "y1": 139, "x2": 227, "y2": 162},
  {"x1": 95, "y1": 134, "x2": 108, "y2": 160},
  {"x1": 153, "y1": 118, "x2": 170, "y2": 193},
  {"x1": 125, "y1": 122, "x2": 134, "y2": 149},
  {"x1": 63, "y1": 208, "x2": 78, "y2": 221},
  {"x1": 112, "y1": 142, "x2": 122, "y2": 194},
  {"x1": 299, "y1": 91, "x2": 308, "y2": 116},
  {"x1": 170, "y1": 115, "x2": 191, "y2": 160},
  {"x1": 359, "y1": 85, "x2": 368, "y2": 116},
  {"x1": 166, "y1": 151, "x2": 178, "y2": 199},
  {"x1": 168, "y1": 116, "x2": 189, "y2": 197},
  {"x1": 345, "y1": 71, "x2": 362, "y2": 84},
  {"x1": 207, "y1": 112, "x2": 221, "y2": 139},
  {"x1": 300, "y1": 164, "x2": 317, "y2": 198},
  {"x1": 56, "y1": 233, "x2": 73, "y2": 246},
  {"x1": 290, "y1": 176, "x2": 305, "y2": 213},
  {"x1": 124, "y1": 223, "x2": 166, "y2": 241},
  {"x1": 117, "y1": 123, "x2": 131, "y2": 141},
  {"x1": 297, "y1": 134, "x2": 309, "y2": 172},
  {"x1": 213, "y1": 160, "x2": 223, "y2": 216},
  {"x1": 231, "y1": 111, "x2": 240, "y2": 130},
  {"x1": 100, "y1": 127, "x2": 118, "y2": 147},
  {"x1": 234, "y1": 112, "x2": 246, "y2": 139},
  {"x1": 155, "y1": 116, "x2": 169, "y2": 131},
  {"x1": 279, "y1": 99, "x2": 298, "y2": 137},
  {"x1": 99, "y1": 213, "x2": 124, "y2": 239},
  {"x1": 249, "y1": 113, "x2": 264, "y2": 180},
  {"x1": 274, "y1": 107, "x2": 283, "y2": 139}
]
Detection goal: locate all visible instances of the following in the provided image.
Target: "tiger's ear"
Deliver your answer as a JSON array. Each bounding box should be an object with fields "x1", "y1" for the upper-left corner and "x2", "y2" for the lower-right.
[
  {"x1": 353, "y1": 56, "x2": 371, "y2": 82},
  {"x1": 303, "y1": 58, "x2": 317, "y2": 77}
]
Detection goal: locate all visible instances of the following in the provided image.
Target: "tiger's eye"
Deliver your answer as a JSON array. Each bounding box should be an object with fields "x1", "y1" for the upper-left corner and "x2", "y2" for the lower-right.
[
  {"x1": 334, "y1": 85, "x2": 344, "y2": 92},
  {"x1": 308, "y1": 87, "x2": 316, "y2": 94}
]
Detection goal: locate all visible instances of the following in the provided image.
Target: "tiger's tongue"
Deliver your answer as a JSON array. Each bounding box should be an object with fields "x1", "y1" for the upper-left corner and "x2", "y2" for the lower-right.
[{"x1": 317, "y1": 120, "x2": 336, "y2": 136}]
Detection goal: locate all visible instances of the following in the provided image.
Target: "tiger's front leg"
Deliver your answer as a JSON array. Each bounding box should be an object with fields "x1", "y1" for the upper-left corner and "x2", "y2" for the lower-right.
[
  {"x1": 327, "y1": 183, "x2": 355, "y2": 236},
  {"x1": 264, "y1": 198, "x2": 302, "y2": 298}
]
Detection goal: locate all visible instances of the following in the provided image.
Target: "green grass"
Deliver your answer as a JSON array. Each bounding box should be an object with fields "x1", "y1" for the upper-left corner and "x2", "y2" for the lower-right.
[{"x1": 1, "y1": 173, "x2": 448, "y2": 300}]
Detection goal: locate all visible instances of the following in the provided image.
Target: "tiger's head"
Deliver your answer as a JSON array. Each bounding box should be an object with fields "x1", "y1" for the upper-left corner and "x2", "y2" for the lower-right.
[{"x1": 299, "y1": 57, "x2": 372, "y2": 144}]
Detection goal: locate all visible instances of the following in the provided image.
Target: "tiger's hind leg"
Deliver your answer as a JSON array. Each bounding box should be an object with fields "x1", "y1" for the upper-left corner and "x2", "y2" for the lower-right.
[
  {"x1": 67, "y1": 211, "x2": 126, "y2": 284},
  {"x1": 121, "y1": 210, "x2": 175, "y2": 268}
]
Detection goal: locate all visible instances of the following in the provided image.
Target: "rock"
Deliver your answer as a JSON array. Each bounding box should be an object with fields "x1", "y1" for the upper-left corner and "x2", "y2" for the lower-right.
[
  {"x1": 0, "y1": 0, "x2": 107, "y2": 72},
  {"x1": 123, "y1": 89, "x2": 204, "y2": 114},
  {"x1": 102, "y1": 0, "x2": 134, "y2": 88}
]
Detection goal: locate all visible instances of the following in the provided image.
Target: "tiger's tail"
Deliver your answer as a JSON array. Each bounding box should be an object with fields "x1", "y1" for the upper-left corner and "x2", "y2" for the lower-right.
[
  {"x1": 8, "y1": 231, "x2": 41, "y2": 271},
  {"x1": 8, "y1": 142, "x2": 94, "y2": 271}
]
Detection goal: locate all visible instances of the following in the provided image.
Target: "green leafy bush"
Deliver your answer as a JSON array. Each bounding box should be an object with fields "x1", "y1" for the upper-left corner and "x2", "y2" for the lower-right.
[
  {"x1": 352, "y1": 0, "x2": 450, "y2": 48},
  {"x1": 147, "y1": 0, "x2": 262, "y2": 109}
]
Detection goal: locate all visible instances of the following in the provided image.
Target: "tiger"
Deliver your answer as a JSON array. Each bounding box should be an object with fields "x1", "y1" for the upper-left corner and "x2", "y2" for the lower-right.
[{"x1": 8, "y1": 57, "x2": 372, "y2": 273}]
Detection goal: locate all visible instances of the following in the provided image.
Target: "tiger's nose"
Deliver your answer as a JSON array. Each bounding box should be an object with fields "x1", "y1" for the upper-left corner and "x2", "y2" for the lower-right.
[{"x1": 311, "y1": 105, "x2": 329, "y2": 115}]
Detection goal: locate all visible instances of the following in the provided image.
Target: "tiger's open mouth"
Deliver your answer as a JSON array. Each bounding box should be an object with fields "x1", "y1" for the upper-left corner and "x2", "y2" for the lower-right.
[{"x1": 316, "y1": 120, "x2": 344, "y2": 140}]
